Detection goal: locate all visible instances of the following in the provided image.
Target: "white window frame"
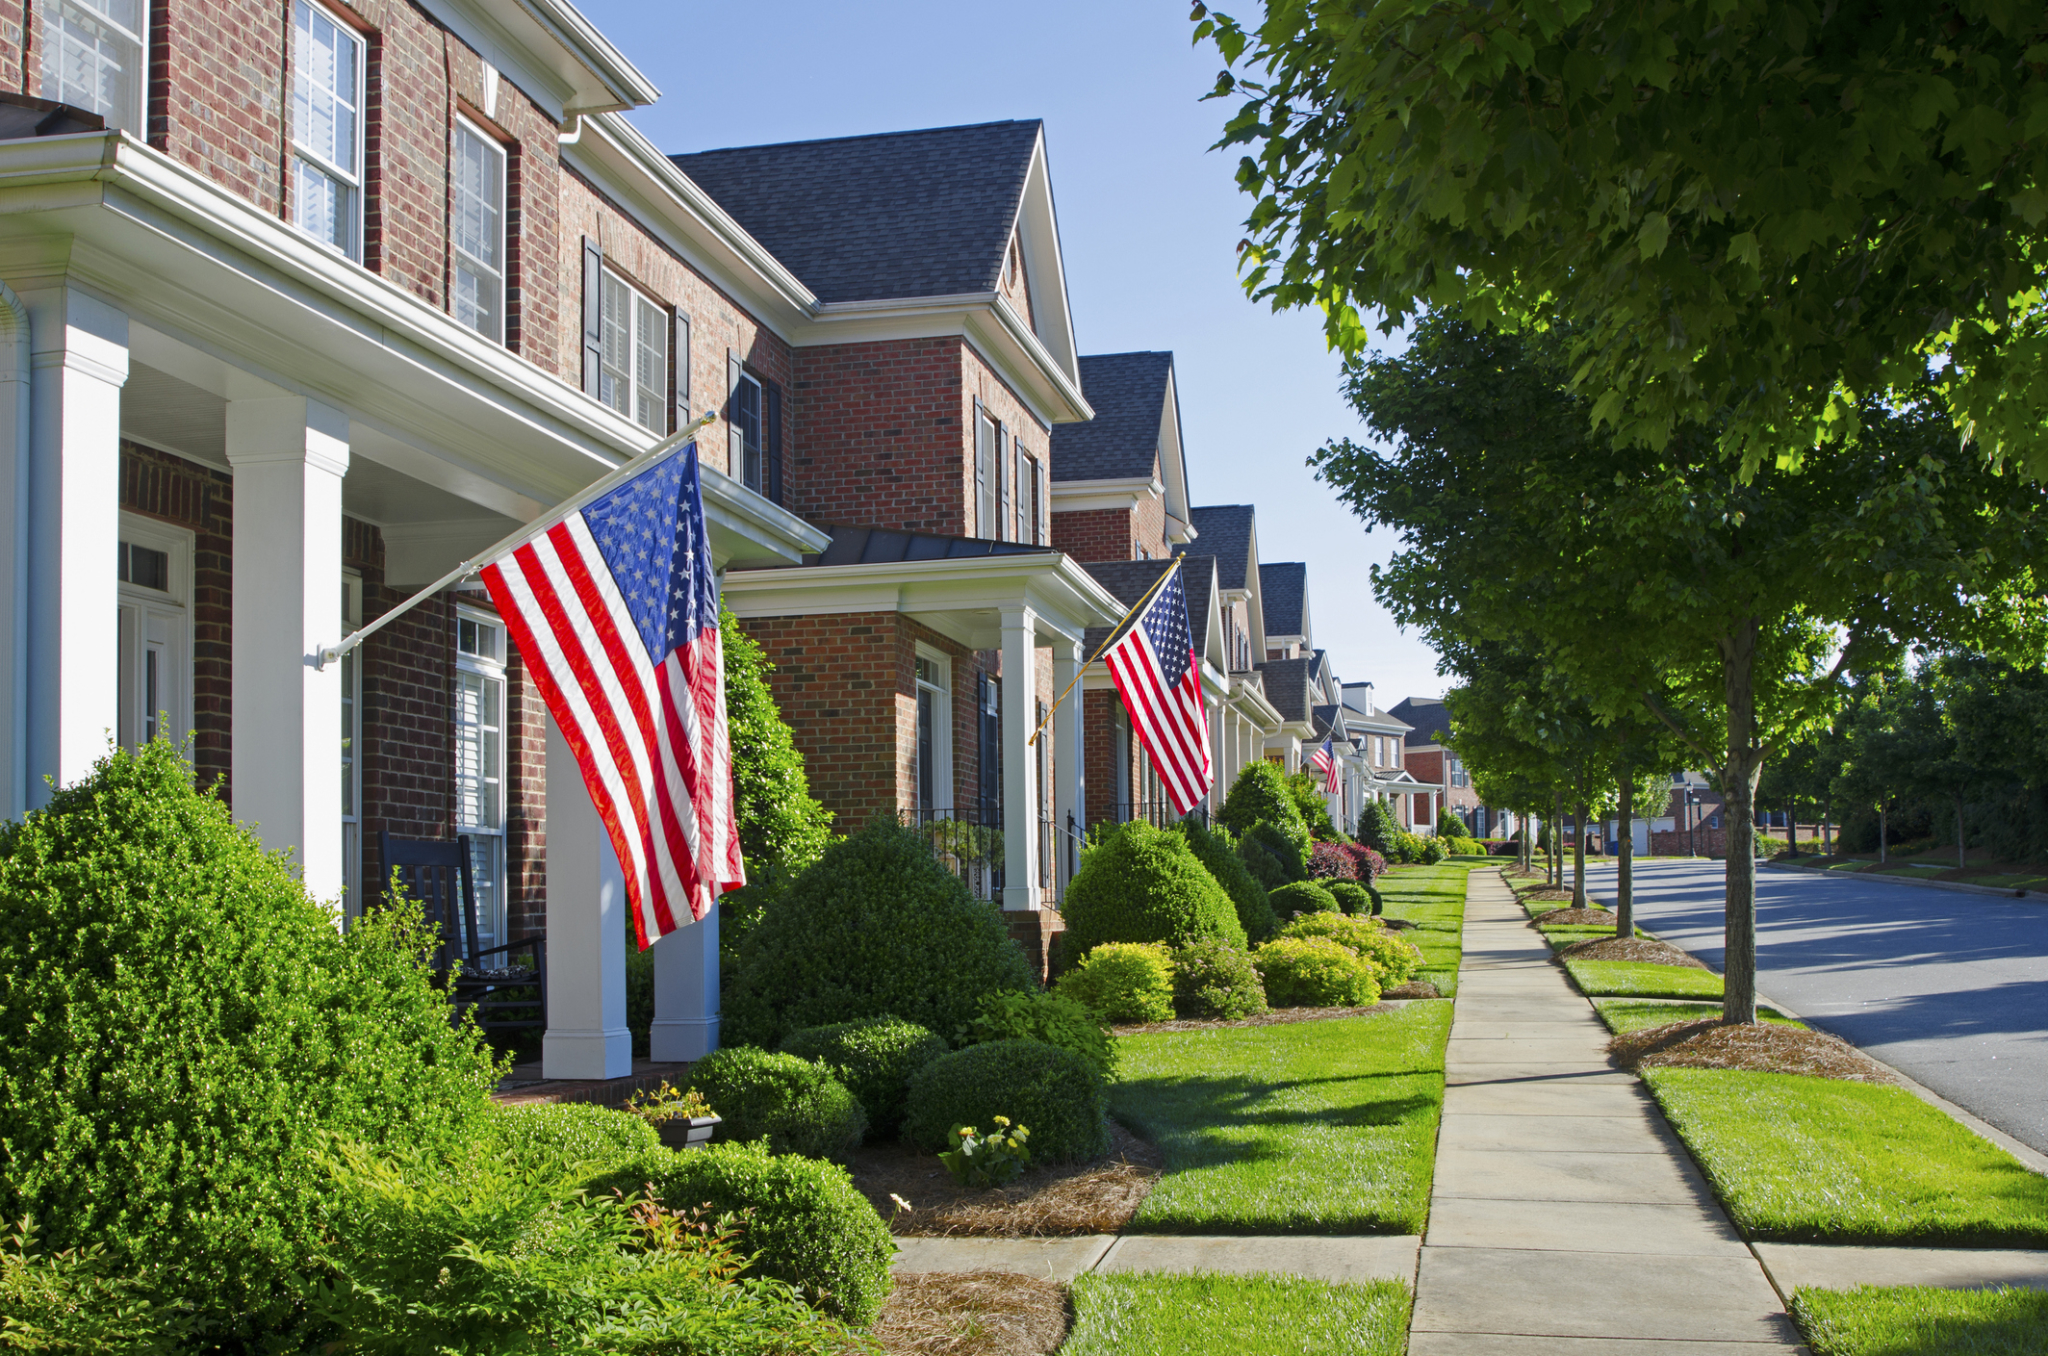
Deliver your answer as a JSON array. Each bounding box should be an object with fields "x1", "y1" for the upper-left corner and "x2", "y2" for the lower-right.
[
  {"x1": 974, "y1": 406, "x2": 997, "y2": 538},
  {"x1": 290, "y1": 0, "x2": 366, "y2": 260},
  {"x1": 914, "y1": 645, "x2": 953, "y2": 814},
  {"x1": 340, "y1": 571, "x2": 363, "y2": 920},
  {"x1": 115, "y1": 513, "x2": 194, "y2": 756},
  {"x1": 39, "y1": 0, "x2": 148, "y2": 134},
  {"x1": 454, "y1": 607, "x2": 508, "y2": 952},
  {"x1": 599, "y1": 268, "x2": 669, "y2": 435},
  {"x1": 729, "y1": 367, "x2": 764, "y2": 491},
  {"x1": 452, "y1": 116, "x2": 508, "y2": 342}
]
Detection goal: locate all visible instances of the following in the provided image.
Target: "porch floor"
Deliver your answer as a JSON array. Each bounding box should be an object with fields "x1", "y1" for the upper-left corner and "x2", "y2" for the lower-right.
[{"x1": 494, "y1": 1057, "x2": 692, "y2": 1109}]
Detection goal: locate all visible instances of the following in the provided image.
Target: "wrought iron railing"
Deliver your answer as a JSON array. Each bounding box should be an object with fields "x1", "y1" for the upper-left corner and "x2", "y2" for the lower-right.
[
  {"x1": 901, "y1": 803, "x2": 1003, "y2": 901},
  {"x1": 1110, "y1": 800, "x2": 1186, "y2": 829}
]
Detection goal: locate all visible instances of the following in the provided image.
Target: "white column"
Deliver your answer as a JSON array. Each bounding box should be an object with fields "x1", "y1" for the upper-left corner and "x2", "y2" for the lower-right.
[
  {"x1": 226, "y1": 396, "x2": 348, "y2": 903},
  {"x1": 22, "y1": 286, "x2": 126, "y2": 807},
  {"x1": 1051, "y1": 633, "x2": 1082, "y2": 896},
  {"x1": 543, "y1": 713, "x2": 632, "y2": 1080},
  {"x1": 649, "y1": 905, "x2": 719, "y2": 1062},
  {"x1": 1000, "y1": 604, "x2": 1039, "y2": 910}
]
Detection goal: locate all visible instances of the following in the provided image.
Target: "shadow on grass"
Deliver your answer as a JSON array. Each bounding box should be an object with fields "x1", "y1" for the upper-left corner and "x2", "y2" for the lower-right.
[{"x1": 1792, "y1": 1284, "x2": 2048, "y2": 1356}]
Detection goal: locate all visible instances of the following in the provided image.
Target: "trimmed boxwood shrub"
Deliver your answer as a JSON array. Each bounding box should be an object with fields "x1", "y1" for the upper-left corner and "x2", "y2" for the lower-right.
[
  {"x1": 1269, "y1": 879, "x2": 1341, "y2": 920},
  {"x1": 969, "y1": 989, "x2": 1117, "y2": 1081},
  {"x1": 1177, "y1": 820, "x2": 1278, "y2": 941},
  {"x1": 1054, "y1": 942, "x2": 1175, "y2": 1023},
  {"x1": 0, "y1": 742, "x2": 502, "y2": 1343},
  {"x1": 1060, "y1": 819, "x2": 1245, "y2": 959},
  {"x1": 1326, "y1": 880, "x2": 1375, "y2": 917},
  {"x1": 723, "y1": 821, "x2": 1032, "y2": 1048},
  {"x1": 1254, "y1": 937, "x2": 1382, "y2": 1008},
  {"x1": 904, "y1": 1039, "x2": 1110, "y2": 1163},
  {"x1": 1170, "y1": 937, "x2": 1269, "y2": 1019},
  {"x1": 594, "y1": 1140, "x2": 896, "y2": 1326},
  {"x1": 1356, "y1": 801, "x2": 1401, "y2": 859},
  {"x1": 1217, "y1": 760, "x2": 1308, "y2": 842},
  {"x1": 481, "y1": 1101, "x2": 661, "y2": 1177},
  {"x1": 1238, "y1": 819, "x2": 1311, "y2": 887},
  {"x1": 1278, "y1": 914, "x2": 1423, "y2": 988},
  {"x1": 778, "y1": 1016, "x2": 949, "y2": 1138},
  {"x1": 685, "y1": 1047, "x2": 867, "y2": 1158}
]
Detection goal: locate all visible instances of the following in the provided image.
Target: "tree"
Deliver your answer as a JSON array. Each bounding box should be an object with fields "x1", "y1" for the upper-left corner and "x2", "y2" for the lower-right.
[
  {"x1": 1834, "y1": 678, "x2": 1913, "y2": 865},
  {"x1": 1195, "y1": 1, "x2": 2048, "y2": 475},
  {"x1": 1326, "y1": 315, "x2": 2047, "y2": 1022}
]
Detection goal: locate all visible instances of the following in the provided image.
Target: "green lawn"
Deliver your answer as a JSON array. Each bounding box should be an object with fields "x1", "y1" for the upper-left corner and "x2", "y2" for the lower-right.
[
  {"x1": 1378, "y1": 862, "x2": 1475, "y2": 997},
  {"x1": 1062, "y1": 1273, "x2": 1410, "y2": 1356},
  {"x1": 1593, "y1": 999, "x2": 1798, "y2": 1034},
  {"x1": 1110, "y1": 1003, "x2": 1451, "y2": 1234},
  {"x1": 1562, "y1": 956, "x2": 1723, "y2": 999},
  {"x1": 1792, "y1": 1285, "x2": 2048, "y2": 1356},
  {"x1": 1644, "y1": 1069, "x2": 2048, "y2": 1246}
]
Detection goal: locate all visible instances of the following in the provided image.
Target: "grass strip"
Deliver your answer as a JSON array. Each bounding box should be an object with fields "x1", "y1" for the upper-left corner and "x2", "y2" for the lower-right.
[
  {"x1": 1111, "y1": 1003, "x2": 1450, "y2": 1234},
  {"x1": 1378, "y1": 862, "x2": 1473, "y2": 996},
  {"x1": 1538, "y1": 923, "x2": 1647, "y2": 950},
  {"x1": 1791, "y1": 1284, "x2": 2048, "y2": 1356},
  {"x1": 1062, "y1": 1272, "x2": 1410, "y2": 1356},
  {"x1": 1643, "y1": 1068, "x2": 2048, "y2": 1246},
  {"x1": 1593, "y1": 1000, "x2": 1799, "y2": 1034},
  {"x1": 1563, "y1": 956, "x2": 1723, "y2": 998}
]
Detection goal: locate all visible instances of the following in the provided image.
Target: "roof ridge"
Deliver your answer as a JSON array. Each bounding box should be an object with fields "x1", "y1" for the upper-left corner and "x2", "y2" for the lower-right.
[{"x1": 671, "y1": 118, "x2": 1040, "y2": 160}]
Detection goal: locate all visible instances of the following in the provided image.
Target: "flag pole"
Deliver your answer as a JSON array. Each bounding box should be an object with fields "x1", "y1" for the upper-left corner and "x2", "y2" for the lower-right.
[
  {"x1": 1026, "y1": 556, "x2": 1184, "y2": 747},
  {"x1": 314, "y1": 411, "x2": 720, "y2": 670}
]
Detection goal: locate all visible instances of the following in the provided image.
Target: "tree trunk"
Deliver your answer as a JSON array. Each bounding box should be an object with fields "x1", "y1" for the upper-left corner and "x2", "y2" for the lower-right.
[
  {"x1": 1879, "y1": 803, "x2": 1888, "y2": 864},
  {"x1": 1785, "y1": 799, "x2": 1797, "y2": 858},
  {"x1": 1956, "y1": 795, "x2": 1967, "y2": 872},
  {"x1": 1551, "y1": 790, "x2": 1565, "y2": 887},
  {"x1": 1572, "y1": 800, "x2": 1590, "y2": 907},
  {"x1": 1721, "y1": 619, "x2": 1764, "y2": 1027},
  {"x1": 1616, "y1": 764, "x2": 1634, "y2": 940},
  {"x1": 1822, "y1": 800, "x2": 1833, "y2": 856}
]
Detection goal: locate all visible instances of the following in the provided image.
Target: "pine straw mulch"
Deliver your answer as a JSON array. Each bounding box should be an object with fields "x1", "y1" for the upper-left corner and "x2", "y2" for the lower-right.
[
  {"x1": 1112, "y1": 1000, "x2": 1412, "y2": 1037},
  {"x1": 1558, "y1": 936, "x2": 1707, "y2": 968},
  {"x1": 1382, "y1": 979, "x2": 1443, "y2": 999},
  {"x1": 847, "y1": 1122, "x2": 1161, "y2": 1238},
  {"x1": 874, "y1": 1270, "x2": 1068, "y2": 1356},
  {"x1": 1536, "y1": 907, "x2": 1621, "y2": 926},
  {"x1": 1610, "y1": 1019, "x2": 1898, "y2": 1084},
  {"x1": 1518, "y1": 887, "x2": 1577, "y2": 902}
]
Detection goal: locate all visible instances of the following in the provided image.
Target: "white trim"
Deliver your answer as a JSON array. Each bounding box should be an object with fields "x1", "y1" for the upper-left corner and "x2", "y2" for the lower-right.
[
  {"x1": 1049, "y1": 475, "x2": 1159, "y2": 513},
  {"x1": 913, "y1": 643, "x2": 954, "y2": 813},
  {"x1": 290, "y1": 0, "x2": 366, "y2": 262},
  {"x1": 411, "y1": 0, "x2": 657, "y2": 120},
  {"x1": 114, "y1": 511, "x2": 194, "y2": 753}
]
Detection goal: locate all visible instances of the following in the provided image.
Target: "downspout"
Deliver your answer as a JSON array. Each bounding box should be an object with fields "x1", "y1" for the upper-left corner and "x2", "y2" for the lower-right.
[{"x1": 0, "y1": 278, "x2": 27, "y2": 821}]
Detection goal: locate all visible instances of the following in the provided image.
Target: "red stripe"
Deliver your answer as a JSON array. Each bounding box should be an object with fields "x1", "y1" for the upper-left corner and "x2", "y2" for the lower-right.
[
  {"x1": 1118, "y1": 639, "x2": 1204, "y2": 795},
  {"x1": 1107, "y1": 639, "x2": 1204, "y2": 813}
]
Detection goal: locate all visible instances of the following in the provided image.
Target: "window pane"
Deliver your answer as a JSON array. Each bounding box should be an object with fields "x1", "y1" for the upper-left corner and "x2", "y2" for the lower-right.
[
  {"x1": 635, "y1": 297, "x2": 667, "y2": 433},
  {"x1": 40, "y1": 0, "x2": 144, "y2": 134},
  {"x1": 453, "y1": 123, "x2": 505, "y2": 341},
  {"x1": 599, "y1": 273, "x2": 633, "y2": 417},
  {"x1": 293, "y1": 2, "x2": 357, "y2": 174}
]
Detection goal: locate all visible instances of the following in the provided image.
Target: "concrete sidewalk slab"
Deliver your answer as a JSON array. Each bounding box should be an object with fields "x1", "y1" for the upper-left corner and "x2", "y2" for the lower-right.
[
  {"x1": 1447, "y1": 1037, "x2": 1615, "y2": 1064},
  {"x1": 1753, "y1": 1242, "x2": 2048, "y2": 1293},
  {"x1": 1443, "y1": 1080, "x2": 1658, "y2": 1117},
  {"x1": 1412, "y1": 1246, "x2": 1801, "y2": 1344},
  {"x1": 1096, "y1": 1234, "x2": 1421, "y2": 1283},
  {"x1": 889, "y1": 1234, "x2": 1114, "y2": 1280},
  {"x1": 1446, "y1": 1066, "x2": 1638, "y2": 1087},
  {"x1": 1432, "y1": 1147, "x2": 1709, "y2": 1205},
  {"x1": 1425, "y1": 1197, "x2": 1751, "y2": 1257},
  {"x1": 1437, "y1": 1112, "x2": 1671, "y2": 1154},
  {"x1": 1411, "y1": 1337, "x2": 1803, "y2": 1355}
]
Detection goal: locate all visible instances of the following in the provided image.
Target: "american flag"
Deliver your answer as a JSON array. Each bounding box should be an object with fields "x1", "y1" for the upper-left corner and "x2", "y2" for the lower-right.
[
  {"x1": 1310, "y1": 737, "x2": 1340, "y2": 793},
  {"x1": 480, "y1": 444, "x2": 742, "y2": 949},
  {"x1": 1102, "y1": 562, "x2": 1212, "y2": 816}
]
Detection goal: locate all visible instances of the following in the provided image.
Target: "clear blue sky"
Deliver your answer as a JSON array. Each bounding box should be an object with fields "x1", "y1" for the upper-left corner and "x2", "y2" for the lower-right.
[{"x1": 577, "y1": 0, "x2": 1446, "y2": 703}]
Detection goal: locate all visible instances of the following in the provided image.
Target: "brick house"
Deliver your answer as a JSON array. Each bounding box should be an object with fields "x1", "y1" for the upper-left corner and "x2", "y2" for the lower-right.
[{"x1": 1389, "y1": 695, "x2": 1481, "y2": 834}]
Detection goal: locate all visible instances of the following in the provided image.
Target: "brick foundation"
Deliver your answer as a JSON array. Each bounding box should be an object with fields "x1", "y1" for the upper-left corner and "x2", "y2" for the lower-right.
[{"x1": 1006, "y1": 908, "x2": 1065, "y2": 986}]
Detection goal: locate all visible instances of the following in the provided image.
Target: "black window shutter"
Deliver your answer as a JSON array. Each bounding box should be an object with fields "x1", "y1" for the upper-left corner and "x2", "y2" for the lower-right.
[
  {"x1": 581, "y1": 237, "x2": 603, "y2": 397},
  {"x1": 727, "y1": 351, "x2": 743, "y2": 476},
  {"x1": 996, "y1": 424, "x2": 1010, "y2": 541},
  {"x1": 673, "y1": 313, "x2": 691, "y2": 430},
  {"x1": 972, "y1": 399, "x2": 988, "y2": 538},
  {"x1": 764, "y1": 379, "x2": 783, "y2": 504},
  {"x1": 978, "y1": 672, "x2": 1002, "y2": 814}
]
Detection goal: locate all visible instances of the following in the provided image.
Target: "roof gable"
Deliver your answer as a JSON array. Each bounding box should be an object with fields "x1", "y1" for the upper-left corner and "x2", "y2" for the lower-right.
[
  {"x1": 1390, "y1": 697, "x2": 1452, "y2": 746},
  {"x1": 1260, "y1": 561, "x2": 1308, "y2": 639},
  {"x1": 1186, "y1": 505, "x2": 1255, "y2": 590},
  {"x1": 1052, "y1": 352, "x2": 1172, "y2": 482},
  {"x1": 1254, "y1": 656, "x2": 1313, "y2": 725}
]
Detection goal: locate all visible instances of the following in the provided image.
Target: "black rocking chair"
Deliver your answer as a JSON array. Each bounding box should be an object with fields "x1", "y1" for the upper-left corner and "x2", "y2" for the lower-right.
[{"x1": 378, "y1": 830, "x2": 547, "y2": 1036}]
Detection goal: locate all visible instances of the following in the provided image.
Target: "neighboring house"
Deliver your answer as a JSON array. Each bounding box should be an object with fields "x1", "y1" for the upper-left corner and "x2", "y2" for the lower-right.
[
  {"x1": 1389, "y1": 696, "x2": 1486, "y2": 833},
  {"x1": 1048, "y1": 351, "x2": 1195, "y2": 563},
  {"x1": 1342, "y1": 682, "x2": 1444, "y2": 833},
  {"x1": 1260, "y1": 561, "x2": 1310, "y2": 660},
  {"x1": 1182, "y1": 503, "x2": 1284, "y2": 803}
]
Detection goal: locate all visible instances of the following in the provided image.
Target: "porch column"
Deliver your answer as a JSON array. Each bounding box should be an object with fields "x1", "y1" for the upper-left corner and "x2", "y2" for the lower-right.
[
  {"x1": 649, "y1": 905, "x2": 719, "y2": 1062},
  {"x1": 226, "y1": 396, "x2": 348, "y2": 903},
  {"x1": 1000, "y1": 604, "x2": 1039, "y2": 910},
  {"x1": 1051, "y1": 632, "x2": 1082, "y2": 895},
  {"x1": 22, "y1": 285, "x2": 126, "y2": 809},
  {"x1": 543, "y1": 713, "x2": 632, "y2": 1080}
]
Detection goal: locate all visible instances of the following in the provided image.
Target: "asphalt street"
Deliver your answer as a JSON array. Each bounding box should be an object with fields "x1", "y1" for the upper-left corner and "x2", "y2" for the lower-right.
[{"x1": 1573, "y1": 856, "x2": 2048, "y2": 1154}]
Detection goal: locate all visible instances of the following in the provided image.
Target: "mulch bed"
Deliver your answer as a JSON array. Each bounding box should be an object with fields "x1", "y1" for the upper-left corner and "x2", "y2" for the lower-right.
[
  {"x1": 1113, "y1": 1000, "x2": 1410, "y2": 1037},
  {"x1": 848, "y1": 1122, "x2": 1161, "y2": 1237},
  {"x1": 1559, "y1": 936, "x2": 1706, "y2": 968},
  {"x1": 875, "y1": 1271, "x2": 1069, "y2": 1355},
  {"x1": 1382, "y1": 979, "x2": 1443, "y2": 999},
  {"x1": 1519, "y1": 887, "x2": 1577, "y2": 902},
  {"x1": 1537, "y1": 907, "x2": 1620, "y2": 926},
  {"x1": 1610, "y1": 1019, "x2": 1897, "y2": 1084}
]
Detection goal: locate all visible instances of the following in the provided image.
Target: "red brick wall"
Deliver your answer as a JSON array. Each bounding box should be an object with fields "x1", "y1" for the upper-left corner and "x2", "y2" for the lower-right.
[
  {"x1": 1082, "y1": 688, "x2": 1139, "y2": 831},
  {"x1": 738, "y1": 611, "x2": 913, "y2": 830},
  {"x1": 790, "y1": 337, "x2": 967, "y2": 534},
  {"x1": 0, "y1": 2, "x2": 22, "y2": 101},
  {"x1": 968, "y1": 344, "x2": 1051, "y2": 545},
  {"x1": 144, "y1": 0, "x2": 283, "y2": 210},
  {"x1": 504, "y1": 638, "x2": 548, "y2": 939},
  {"x1": 1133, "y1": 477, "x2": 1167, "y2": 559},
  {"x1": 1050, "y1": 506, "x2": 1133, "y2": 562}
]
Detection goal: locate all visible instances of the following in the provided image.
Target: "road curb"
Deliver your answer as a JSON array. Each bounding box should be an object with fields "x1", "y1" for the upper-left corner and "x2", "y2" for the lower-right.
[{"x1": 1763, "y1": 859, "x2": 2044, "y2": 903}]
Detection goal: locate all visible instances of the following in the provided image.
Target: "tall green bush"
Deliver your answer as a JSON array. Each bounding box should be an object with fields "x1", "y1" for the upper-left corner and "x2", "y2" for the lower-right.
[
  {"x1": 1059, "y1": 819, "x2": 1246, "y2": 959},
  {"x1": 723, "y1": 821, "x2": 1031, "y2": 1048},
  {"x1": 1238, "y1": 819, "x2": 1309, "y2": 886},
  {"x1": 778, "y1": 1017, "x2": 949, "y2": 1139},
  {"x1": 1217, "y1": 760, "x2": 1308, "y2": 842},
  {"x1": 0, "y1": 742, "x2": 502, "y2": 1343},
  {"x1": 1356, "y1": 800, "x2": 1401, "y2": 858},
  {"x1": 1286, "y1": 770, "x2": 1342, "y2": 841},
  {"x1": 1436, "y1": 806, "x2": 1468, "y2": 838},
  {"x1": 1177, "y1": 820, "x2": 1278, "y2": 941}
]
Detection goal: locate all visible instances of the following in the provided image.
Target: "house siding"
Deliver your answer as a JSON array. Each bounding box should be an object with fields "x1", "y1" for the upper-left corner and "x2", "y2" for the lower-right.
[
  {"x1": 789, "y1": 337, "x2": 966, "y2": 534},
  {"x1": 1050, "y1": 506, "x2": 1133, "y2": 562}
]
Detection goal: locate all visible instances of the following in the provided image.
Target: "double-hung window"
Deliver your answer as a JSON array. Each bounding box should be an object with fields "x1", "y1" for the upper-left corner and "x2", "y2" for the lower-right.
[
  {"x1": 453, "y1": 119, "x2": 507, "y2": 341},
  {"x1": 729, "y1": 368, "x2": 762, "y2": 490},
  {"x1": 39, "y1": 0, "x2": 146, "y2": 133},
  {"x1": 914, "y1": 650, "x2": 952, "y2": 814},
  {"x1": 1020, "y1": 451, "x2": 1041, "y2": 544},
  {"x1": 974, "y1": 406, "x2": 998, "y2": 538},
  {"x1": 114, "y1": 516, "x2": 192, "y2": 755},
  {"x1": 599, "y1": 270, "x2": 668, "y2": 434},
  {"x1": 454, "y1": 611, "x2": 507, "y2": 951},
  {"x1": 291, "y1": 0, "x2": 364, "y2": 258}
]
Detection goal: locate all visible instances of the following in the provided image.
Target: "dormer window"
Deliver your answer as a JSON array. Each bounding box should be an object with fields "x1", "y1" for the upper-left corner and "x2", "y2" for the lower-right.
[
  {"x1": 40, "y1": 0, "x2": 147, "y2": 134},
  {"x1": 291, "y1": 0, "x2": 365, "y2": 259}
]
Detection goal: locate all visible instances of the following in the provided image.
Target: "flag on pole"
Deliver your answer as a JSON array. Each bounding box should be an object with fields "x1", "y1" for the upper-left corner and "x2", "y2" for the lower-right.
[
  {"x1": 1310, "y1": 737, "x2": 1340, "y2": 794},
  {"x1": 1101, "y1": 562, "x2": 1213, "y2": 816},
  {"x1": 479, "y1": 444, "x2": 743, "y2": 949}
]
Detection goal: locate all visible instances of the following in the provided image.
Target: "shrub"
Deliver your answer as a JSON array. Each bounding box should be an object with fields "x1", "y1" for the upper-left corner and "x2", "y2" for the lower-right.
[
  {"x1": 723, "y1": 821, "x2": 1032, "y2": 1048},
  {"x1": 1060, "y1": 819, "x2": 1245, "y2": 958},
  {"x1": 1326, "y1": 880, "x2": 1374, "y2": 916},
  {"x1": 1217, "y1": 760, "x2": 1308, "y2": 842},
  {"x1": 938, "y1": 1118, "x2": 1031, "y2": 1189},
  {"x1": 1307, "y1": 840, "x2": 1357, "y2": 880},
  {"x1": 1169, "y1": 937, "x2": 1269, "y2": 1019},
  {"x1": 1420, "y1": 837, "x2": 1448, "y2": 865},
  {"x1": 778, "y1": 1017, "x2": 950, "y2": 1139},
  {"x1": 724, "y1": 607, "x2": 834, "y2": 899},
  {"x1": 1254, "y1": 937, "x2": 1382, "y2": 1008},
  {"x1": 1356, "y1": 800, "x2": 1401, "y2": 858},
  {"x1": 480, "y1": 1101, "x2": 661, "y2": 1178},
  {"x1": 1391, "y1": 830, "x2": 1429, "y2": 863},
  {"x1": 1053, "y1": 942, "x2": 1175, "y2": 1024},
  {"x1": 1176, "y1": 820, "x2": 1279, "y2": 941},
  {"x1": 685, "y1": 1047, "x2": 867, "y2": 1159},
  {"x1": 1437, "y1": 807, "x2": 1468, "y2": 838},
  {"x1": 1278, "y1": 914, "x2": 1423, "y2": 988},
  {"x1": 595, "y1": 1140, "x2": 897, "y2": 1327},
  {"x1": 968, "y1": 989, "x2": 1117, "y2": 1082},
  {"x1": 1284, "y1": 770, "x2": 1342, "y2": 841},
  {"x1": 1268, "y1": 879, "x2": 1341, "y2": 920},
  {"x1": 905, "y1": 1040, "x2": 1110, "y2": 1163},
  {"x1": 0, "y1": 742, "x2": 501, "y2": 1344},
  {"x1": 1238, "y1": 818, "x2": 1310, "y2": 886},
  {"x1": 1444, "y1": 835, "x2": 1486, "y2": 857},
  {"x1": 1339, "y1": 841, "x2": 1387, "y2": 880}
]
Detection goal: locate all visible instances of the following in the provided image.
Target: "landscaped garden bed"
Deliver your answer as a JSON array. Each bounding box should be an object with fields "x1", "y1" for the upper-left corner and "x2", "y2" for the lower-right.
[
  {"x1": 847, "y1": 1122, "x2": 1162, "y2": 1237},
  {"x1": 874, "y1": 1270, "x2": 1070, "y2": 1355},
  {"x1": 1790, "y1": 1284, "x2": 2048, "y2": 1356},
  {"x1": 1612, "y1": 1018, "x2": 1895, "y2": 1082}
]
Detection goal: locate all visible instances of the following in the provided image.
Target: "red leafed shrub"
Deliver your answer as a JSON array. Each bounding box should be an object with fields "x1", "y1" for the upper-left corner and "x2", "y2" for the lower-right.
[
  {"x1": 1340, "y1": 843, "x2": 1387, "y2": 880},
  {"x1": 1307, "y1": 841, "x2": 1357, "y2": 881}
]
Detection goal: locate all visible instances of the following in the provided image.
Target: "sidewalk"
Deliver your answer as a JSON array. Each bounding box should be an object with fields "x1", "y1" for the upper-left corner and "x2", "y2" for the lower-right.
[{"x1": 1410, "y1": 869, "x2": 1805, "y2": 1352}]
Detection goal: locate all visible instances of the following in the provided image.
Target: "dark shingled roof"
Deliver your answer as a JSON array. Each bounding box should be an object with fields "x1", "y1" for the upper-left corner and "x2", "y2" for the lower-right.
[
  {"x1": 670, "y1": 121, "x2": 1041, "y2": 304},
  {"x1": 1050, "y1": 352, "x2": 1172, "y2": 482},
  {"x1": 1260, "y1": 562, "x2": 1307, "y2": 637},
  {"x1": 799, "y1": 524, "x2": 1053, "y2": 567},
  {"x1": 1391, "y1": 697, "x2": 1452, "y2": 747},
  {"x1": 1255, "y1": 657, "x2": 1313, "y2": 724},
  {"x1": 1080, "y1": 557, "x2": 1215, "y2": 661},
  {"x1": 1183, "y1": 505, "x2": 1255, "y2": 590}
]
